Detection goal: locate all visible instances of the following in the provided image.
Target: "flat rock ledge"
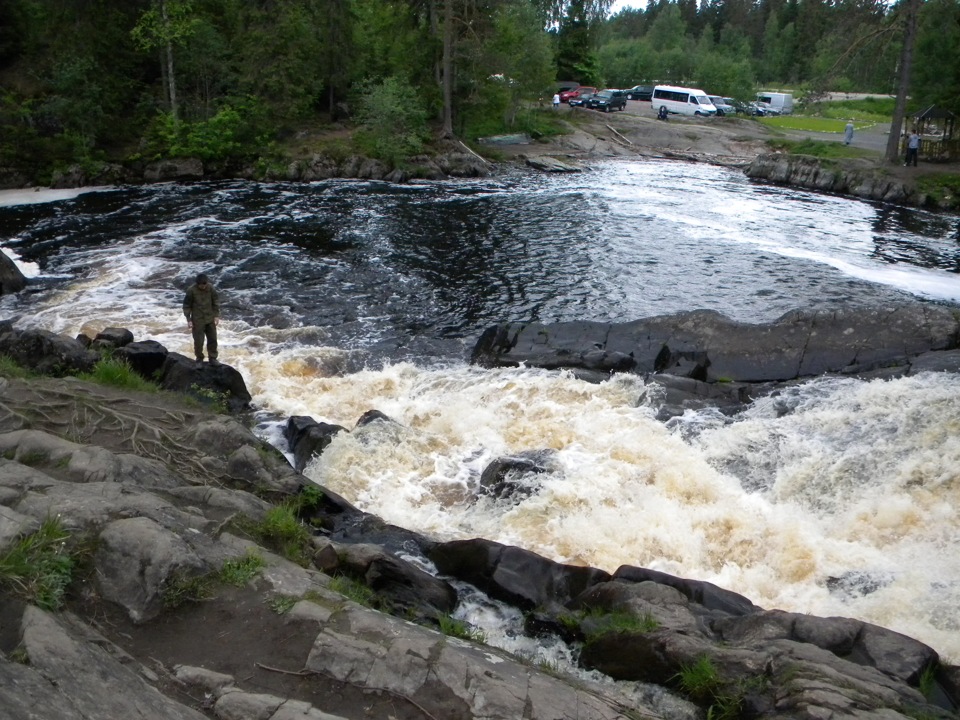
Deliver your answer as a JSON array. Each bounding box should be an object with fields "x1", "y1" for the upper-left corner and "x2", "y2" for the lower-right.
[
  {"x1": 1, "y1": 322, "x2": 959, "y2": 720},
  {"x1": 470, "y1": 305, "x2": 960, "y2": 418}
]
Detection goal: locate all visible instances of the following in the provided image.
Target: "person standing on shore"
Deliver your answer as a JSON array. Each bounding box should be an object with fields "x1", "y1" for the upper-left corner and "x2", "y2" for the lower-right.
[
  {"x1": 183, "y1": 272, "x2": 221, "y2": 365},
  {"x1": 906, "y1": 130, "x2": 921, "y2": 167},
  {"x1": 844, "y1": 120, "x2": 854, "y2": 145}
]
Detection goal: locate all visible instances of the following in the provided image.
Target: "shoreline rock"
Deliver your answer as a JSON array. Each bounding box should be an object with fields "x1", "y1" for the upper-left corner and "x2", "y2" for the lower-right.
[
  {"x1": 1, "y1": 322, "x2": 959, "y2": 719},
  {"x1": 746, "y1": 153, "x2": 959, "y2": 210}
]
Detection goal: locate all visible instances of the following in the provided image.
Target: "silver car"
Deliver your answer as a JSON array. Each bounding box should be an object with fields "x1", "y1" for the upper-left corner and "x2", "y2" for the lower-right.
[{"x1": 708, "y1": 96, "x2": 736, "y2": 116}]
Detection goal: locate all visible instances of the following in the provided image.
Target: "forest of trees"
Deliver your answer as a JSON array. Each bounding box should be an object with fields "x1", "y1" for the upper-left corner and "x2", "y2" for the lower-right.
[{"x1": 0, "y1": 0, "x2": 958, "y2": 178}]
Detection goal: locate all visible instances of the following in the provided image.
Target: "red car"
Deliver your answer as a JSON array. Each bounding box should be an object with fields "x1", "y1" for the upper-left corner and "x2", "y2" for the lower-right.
[{"x1": 559, "y1": 86, "x2": 596, "y2": 103}]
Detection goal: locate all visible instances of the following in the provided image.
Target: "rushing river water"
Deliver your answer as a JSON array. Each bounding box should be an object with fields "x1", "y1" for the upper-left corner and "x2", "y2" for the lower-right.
[{"x1": 3, "y1": 160, "x2": 960, "y2": 662}]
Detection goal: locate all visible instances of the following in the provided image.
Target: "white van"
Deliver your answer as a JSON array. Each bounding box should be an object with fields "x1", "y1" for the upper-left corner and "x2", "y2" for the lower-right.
[
  {"x1": 756, "y1": 91, "x2": 793, "y2": 115},
  {"x1": 651, "y1": 85, "x2": 717, "y2": 116}
]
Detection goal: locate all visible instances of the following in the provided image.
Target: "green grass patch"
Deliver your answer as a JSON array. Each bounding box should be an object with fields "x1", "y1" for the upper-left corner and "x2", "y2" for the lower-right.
[
  {"x1": 0, "y1": 354, "x2": 32, "y2": 379},
  {"x1": 676, "y1": 654, "x2": 723, "y2": 702},
  {"x1": 162, "y1": 571, "x2": 215, "y2": 609},
  {"x1": 437, "y1": 613, "x2": 487, "y2": 643},
  {"x1": 77, "y1": 358, "x2": 158, "y2": 392},
  {"x1": 674, "y1": 654, "x2": 747, "y2": 720},
  {"x1": 234, "y1": 502, "x2": 313, "y2": 566},
  {"x1": 0, "y1": 517, "x2": 74, "y2": 610},
  {"x1": 765, "y1": 138, "x2": 872, "y2": 159},
  {"x1": 807, "y1": 96, "x2": 895, "y2": 121},
  {"x1": 218, "y1": 550, "x2": 265, "y2": 586},
  {"x1": 328, "y1": 574, "x2": 377, "y2": 607},
  {"x1": 267, "y1": 594, "x2": 298, "y2": 614},
  {"x1": 762, "y1": 116, "x2": 852, "y2": 133},
  {"x1": 916, "y1": 173, "x2": 960, "y2": 205},
  {"x1": 582, "y1": 608, "x2": 660, "y2": 642}
]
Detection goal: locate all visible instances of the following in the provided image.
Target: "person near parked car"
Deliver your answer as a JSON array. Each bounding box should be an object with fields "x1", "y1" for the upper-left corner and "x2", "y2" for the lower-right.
[
  {"x1": 657, "y1": 105, "x2": 668, "y2": 121},
  {"x1": 844, "y1": 120, "x2": 854, "y2": 145},
  {"x1": 183, "y1": 272, "x2": 221, "y2": 365},
  {"x1": 552, "y1": 93, "x2": 560, "y2": 108},
  {"x1": 905, "y1": 129, "x2": 921, "y2": 166}
]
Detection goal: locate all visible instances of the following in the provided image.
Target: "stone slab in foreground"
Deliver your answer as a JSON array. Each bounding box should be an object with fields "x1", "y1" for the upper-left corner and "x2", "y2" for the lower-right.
[{"x1": 471, "y1": 306, "x2": 960, "y2": 383}]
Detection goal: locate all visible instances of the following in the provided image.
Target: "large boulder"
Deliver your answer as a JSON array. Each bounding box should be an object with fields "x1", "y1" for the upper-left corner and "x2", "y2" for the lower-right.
[
  {"x1": 429, "y1": 537, "x2": 611, "y2": 611},
  {"x1": 471, "y1": 306, "x2": 960, "y2": 383},
  {"x1": 158, "y1": 352, "x2": 252, "y2": 413},
  {"x1": 0, "y1": 250, "x2": 27, "y2": 295},
  {"x1": 0, "y1": 325, "x2": 98, "y2": 375},
  {"x1": 284, "y1": 415, "x2": 347, "y2": 472},
  {"x1": 115, "y1": 339, "x2": 169, "y2": 380}
]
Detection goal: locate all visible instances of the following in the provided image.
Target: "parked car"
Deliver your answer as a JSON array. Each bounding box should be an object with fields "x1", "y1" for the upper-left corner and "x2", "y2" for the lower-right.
[
  {"x1": 728, "y1": 98, "x2": 767, "y2": 116},
  {"x1": 626, "y1": 85, "x2": 654, "y2": 101},
  {"x1": 568, "y1": 91, "x2": 598, "y2": 107},
  {"x1": 559, "y1": 86, "x2": 596, "y2": 103},
  {"x1": 587, "y1": 89, "x2": 627, "y2": 112},
  {"x1": 707, "y1": 96, "x2": 736, "y2": 116}
]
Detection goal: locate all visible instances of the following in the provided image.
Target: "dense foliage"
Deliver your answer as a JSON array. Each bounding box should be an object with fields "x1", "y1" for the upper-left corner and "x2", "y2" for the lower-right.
[{"x1": 0, "y1": 0, "x2": 956, "y2": 179}]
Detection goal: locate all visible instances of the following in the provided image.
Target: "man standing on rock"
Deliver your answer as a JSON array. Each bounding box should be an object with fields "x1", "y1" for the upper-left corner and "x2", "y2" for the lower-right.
[{"x1": 183, "y1": 272, "x2": 220, "y2": 365}]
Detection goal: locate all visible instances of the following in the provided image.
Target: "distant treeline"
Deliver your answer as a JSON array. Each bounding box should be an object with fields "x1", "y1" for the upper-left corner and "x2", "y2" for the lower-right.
[{"x1": 0, "y1": 0, "x2": 956, "y2": 179}]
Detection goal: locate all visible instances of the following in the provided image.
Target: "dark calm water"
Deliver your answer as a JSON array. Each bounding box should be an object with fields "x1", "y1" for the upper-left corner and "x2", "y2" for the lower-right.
[
  {"x1": 3, "y1": 161, "x2": 960, "y2": 364},
  {"x1": 3, "y1": 161, "x2": 960, "y2": 662}
]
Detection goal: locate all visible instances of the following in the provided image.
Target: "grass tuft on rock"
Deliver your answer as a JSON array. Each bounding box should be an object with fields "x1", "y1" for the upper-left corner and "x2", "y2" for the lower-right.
[
  {"x1": 77, "y1": 358, "x2": 158, "y2": 393},
  {"x1": 0, "y1": 517, "x2": 74, "y2": 610},
  {"x1": 0, "y1": 354, "x2": 33, "y2": 379},
  {"x1": 218, "y1": 550, "x2": 265, "y2": 586}
]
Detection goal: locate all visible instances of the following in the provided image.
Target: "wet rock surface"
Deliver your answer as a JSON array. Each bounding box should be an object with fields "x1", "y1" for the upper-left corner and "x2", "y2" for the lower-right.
[{"x1": 0, "y1": 326, "x2": 957, "y2": 720}]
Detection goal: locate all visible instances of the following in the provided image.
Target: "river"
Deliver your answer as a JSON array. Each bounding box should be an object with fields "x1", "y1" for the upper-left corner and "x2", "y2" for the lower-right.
[{"x1": 2, "y1": 160, "x2": 960, "y2": 662}]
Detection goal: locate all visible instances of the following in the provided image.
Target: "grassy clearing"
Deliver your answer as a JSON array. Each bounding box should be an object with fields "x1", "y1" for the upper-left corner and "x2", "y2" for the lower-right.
[
  {"x1": 761, "y1": 116, "x2": 856, "y2": 133},
  {"x1": 765, "y1": 138, "x2": 874, "y2": 159},
  {"x1": 0, "y1": 517, "x2": 74, "y2": 610},
  {"x1": 77, "y1": 358, "x2": 158, "y2": 392}
]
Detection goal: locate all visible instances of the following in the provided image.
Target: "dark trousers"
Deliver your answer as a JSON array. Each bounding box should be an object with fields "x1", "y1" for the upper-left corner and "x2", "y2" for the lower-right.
[
  {"x1": 906, "y1": 147, "x2": 918, "y2": 166},
  {"x1": 192, "y1": 322, "x2": 218, "y2": 361}
]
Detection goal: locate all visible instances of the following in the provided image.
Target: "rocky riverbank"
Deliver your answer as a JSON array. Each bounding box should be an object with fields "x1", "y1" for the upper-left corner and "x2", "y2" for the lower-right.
[
  {"x1": 4, "y1": 107, "x2": 956, "y2": 212},
  {"x1": 1, "y1": 321, "x2": 959, "y2": 720}
]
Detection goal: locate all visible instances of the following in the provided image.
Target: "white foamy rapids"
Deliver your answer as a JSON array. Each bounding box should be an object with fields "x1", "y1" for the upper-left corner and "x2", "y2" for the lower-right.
[
  {"x1": 0, "y1": 186, "x2": 114, "y2": 207},
  {"x1": 0, "y1": 245, "x2": 41, "y2": 278},
  {"x1": 253, "y1": 364, "x2": 960, "y2": 663}
]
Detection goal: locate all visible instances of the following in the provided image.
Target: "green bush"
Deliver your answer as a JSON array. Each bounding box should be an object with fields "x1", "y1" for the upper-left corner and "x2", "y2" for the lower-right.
[
  {"x1": 352, "y1": 76, "x2": 429, "y2": 165},
  {"x1": 138, "y1": 98, "x2": 272, "y2": 164}
]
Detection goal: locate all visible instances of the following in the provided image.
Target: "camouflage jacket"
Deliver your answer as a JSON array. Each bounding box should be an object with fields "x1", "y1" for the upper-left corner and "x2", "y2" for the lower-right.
[{"x1": 182, "y1": 283, "x2": 220, "y2": 325}]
